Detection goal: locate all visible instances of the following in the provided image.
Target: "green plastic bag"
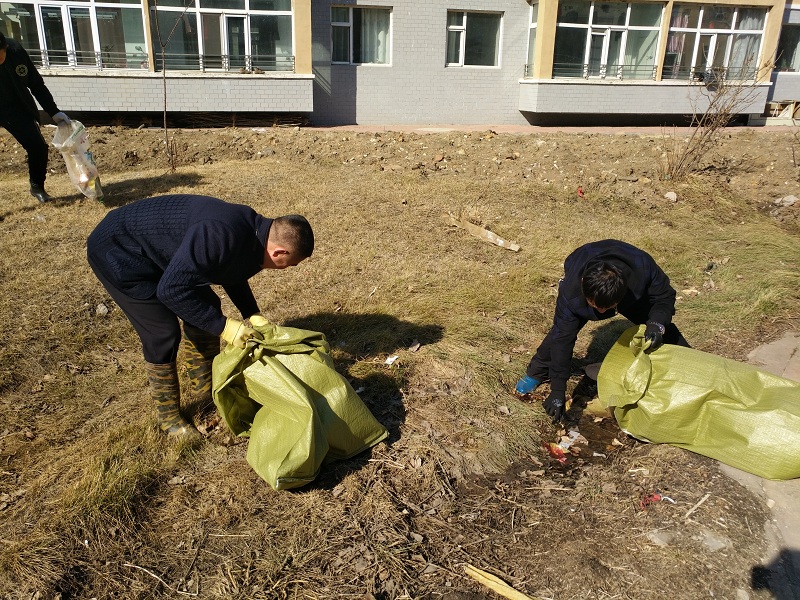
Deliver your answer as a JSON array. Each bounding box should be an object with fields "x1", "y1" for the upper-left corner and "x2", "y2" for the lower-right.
[
  {"x1": 212, "y1": 324, "x2": 388, "y2": 490},
  {"x1": 597, "y1": 325, "x2": 800, "y2": 480}
]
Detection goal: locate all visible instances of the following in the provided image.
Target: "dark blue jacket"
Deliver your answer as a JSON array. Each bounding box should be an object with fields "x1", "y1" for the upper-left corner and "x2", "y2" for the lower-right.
[
  {"x1": 546, "y1": 239, "x2": 676, "y2": 395},
  {"x1": 0, "y1": 39, "x2": 59, "y2": 123},
  {"x1": 87, "y1": 195, "x2": 271, "y2": 335}
]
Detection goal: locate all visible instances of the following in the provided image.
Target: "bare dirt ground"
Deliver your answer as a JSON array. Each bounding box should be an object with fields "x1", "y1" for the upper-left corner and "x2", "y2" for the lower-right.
[{"x1": 0, "y1": 123, "x2": 799, "y2": 600}]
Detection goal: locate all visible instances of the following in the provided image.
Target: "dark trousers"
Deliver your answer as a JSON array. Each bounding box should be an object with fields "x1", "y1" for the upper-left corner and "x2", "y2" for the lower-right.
[
  {"x1": 527, "y1": 313, "x2": 690, "y2": 383},
  {"x1": 89, "y1": 258, "x2": 221, "y2": 364},
  {"x1": 1, "y1": 116, "x2": 49, "y2": 187}
]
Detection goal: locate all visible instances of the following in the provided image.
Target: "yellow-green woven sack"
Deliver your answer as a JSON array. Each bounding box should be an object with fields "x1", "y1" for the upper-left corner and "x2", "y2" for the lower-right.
[
  {"x1": 597, "y1": 325, "x2": 800, "y2": 480},
  {"x1": 212, "y1": 324, "x2": 388, "y2": 490}
]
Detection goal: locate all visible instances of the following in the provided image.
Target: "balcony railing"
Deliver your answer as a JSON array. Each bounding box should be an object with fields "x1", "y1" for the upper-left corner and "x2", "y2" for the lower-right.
[
  {"x1": 29, "y1": 49, "x2": 149, "y2": 70},
  {"x1": 154, "y1": 53, "x2": 295, "y2": 73},
  {"x1": 551, "y1": 62, "x2": 658, "y2": 80},
  {"x1": 27, "y1": 49, "x2": 294, "y2": 73}
]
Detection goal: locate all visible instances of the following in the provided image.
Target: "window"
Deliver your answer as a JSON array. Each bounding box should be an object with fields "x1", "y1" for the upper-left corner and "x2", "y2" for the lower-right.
[
  {"x1": 151, "y1": 0, "x2": 293, "y2": 71},
  {"x1": 526, "y1": 3, "x2": 538, "y2": 76},
  {"x1": 664, "y1": 4, "x2": 766, "y2": 81},
  {"x1": 331, "y1": 6, "x2": 390, "y2": 65},
  {"x1": 554, "y1": 1, "x2": 662, "y2": 79},
  {"x1": 446, "y1": 10, "x2": 501, "y2": 67},
  {"x1": 777, "y1": 25, "x2": 800, "y2": 72}
]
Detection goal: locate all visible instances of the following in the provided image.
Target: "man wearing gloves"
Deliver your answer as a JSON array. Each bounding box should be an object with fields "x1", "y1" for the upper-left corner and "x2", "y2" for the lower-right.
[
  {"x1": 515, "y1": 239, "x2": 689, "y2": 423},
  {"x1": 87, "y1": 194, "x2": 314, "y2": 438},
  {"x1": 0, "y1": 32, "x2": 70, "y2": 202}
]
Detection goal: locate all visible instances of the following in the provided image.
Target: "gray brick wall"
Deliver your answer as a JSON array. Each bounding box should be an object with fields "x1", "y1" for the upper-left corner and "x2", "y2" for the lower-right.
[
  {"x1": 769, "y1": 73, "x2": 800, "y2": 102},
  {"x1": 41, "y1": 72, "x2": 314, "y2": 113},
  {"x1": 311, "y1": 0, "x2": 532, "y2": 125},
  {"x1": 519, "y1": 79, "x2": 771, "y2": 115}
]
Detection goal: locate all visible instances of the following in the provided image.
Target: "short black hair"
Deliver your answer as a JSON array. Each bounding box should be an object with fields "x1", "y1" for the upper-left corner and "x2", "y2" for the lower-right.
[
  {"x1": 0, "y1": 32, "x2": 7, "y2": 50},
  {"x1": 581, "y1": 261, "x2": 627, "y2": 308},
  {"x1": 272, "y1": 214, "x2": 314, "y2": 259}
]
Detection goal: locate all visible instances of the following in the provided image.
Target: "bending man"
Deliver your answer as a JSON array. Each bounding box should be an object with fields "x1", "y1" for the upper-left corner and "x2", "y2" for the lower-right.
[
  {"x1": 87, "y1": 194, "x2": 314, "y2": 438},
  {"x1": 515, "y1": 239, "x2": 689, "y2": 422}
]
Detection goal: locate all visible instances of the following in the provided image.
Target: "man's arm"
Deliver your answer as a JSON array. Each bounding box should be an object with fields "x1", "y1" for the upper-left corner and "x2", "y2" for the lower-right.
[
  {"x1": 19, "y1": 45, "x2": 60, "y2": 117},
  {"x1": 546, "y1": 297, "x2": 587, "y2": 397},
  {"x1": 222, "y1": 283, "x2": 259, "y2": 319}
]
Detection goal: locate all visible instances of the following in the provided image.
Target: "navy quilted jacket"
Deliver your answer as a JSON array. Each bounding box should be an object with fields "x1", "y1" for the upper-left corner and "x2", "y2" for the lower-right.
[{"x1": 87, "y1": 195, "x2": 271, "y2": 335}]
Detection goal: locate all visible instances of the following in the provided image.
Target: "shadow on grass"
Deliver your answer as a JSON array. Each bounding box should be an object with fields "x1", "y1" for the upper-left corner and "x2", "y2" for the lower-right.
[
  {"x1": 98, "y1": 172, "x2": 206, "y2": 207},
  {"x1": 282, "y1": 311, "x2": 444, "y2": 491}
]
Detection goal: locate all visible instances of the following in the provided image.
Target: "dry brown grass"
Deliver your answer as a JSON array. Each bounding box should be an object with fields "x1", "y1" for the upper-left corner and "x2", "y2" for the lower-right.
[{"x1": 0, "y1": 125, "x2": 798, "y2": 599}]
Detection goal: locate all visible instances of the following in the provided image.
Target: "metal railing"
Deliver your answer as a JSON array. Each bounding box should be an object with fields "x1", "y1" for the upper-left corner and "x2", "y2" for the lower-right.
[
  {"x1": 154, "y1": 53, "x2": 295, "y2": 72},
  {"x1": 550, "y1": 62, "x2": 657, "y2": 80},
  {"x1": 27, "y1": 49, "x2": 294, "y2": 73},
  {"x1": 29, "y1": 48, "x2": 149, "y2": 70}
]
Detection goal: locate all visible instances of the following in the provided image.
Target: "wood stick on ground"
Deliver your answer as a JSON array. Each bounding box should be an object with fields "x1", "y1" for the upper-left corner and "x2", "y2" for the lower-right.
[
  {"x1": 464, "y1": 563, "x2": 542, "y2": 600},
  {"x1": 684, "y1": 492, "x2": 711, "y2": 521},
  {"x1": 123, "y1": 562, "x2": 198, "y2": 596}
]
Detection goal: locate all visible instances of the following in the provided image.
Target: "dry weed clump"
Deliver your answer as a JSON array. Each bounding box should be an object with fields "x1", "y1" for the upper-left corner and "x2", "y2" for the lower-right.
[{"x1": 0, "y1": 125, "x2": 797, "y2": 598}]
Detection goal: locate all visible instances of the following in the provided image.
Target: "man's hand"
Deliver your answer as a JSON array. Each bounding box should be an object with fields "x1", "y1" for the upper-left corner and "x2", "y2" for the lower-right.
[
  {"x1": 644, "y1": 321, "x2": 666, "y2": 350},
  {"x1": 543, "y1": 393, "x2": 566, "y2": 423},
  {"x1": 53, "y1": 112, "x2": 71, "y2": 125},
  {"x1": 249, "y1": 314, "x2": 270, "y2": 328},
  {"x1": 221, "y1": 318, "x2": 263, "y2": 349}
]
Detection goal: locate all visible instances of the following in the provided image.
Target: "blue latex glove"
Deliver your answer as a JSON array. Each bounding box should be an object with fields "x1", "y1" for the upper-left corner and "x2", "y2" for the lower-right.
[
  {"x1": 515, "y1": 375, "x2": 540, "y2": 395},
  {"x1": 53, "y1": 112, "x2": 71, "y2": 125}
]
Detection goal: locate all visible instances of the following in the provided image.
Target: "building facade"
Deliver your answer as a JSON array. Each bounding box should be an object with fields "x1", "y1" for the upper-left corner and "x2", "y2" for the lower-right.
[{"x1": 2, "y1": 0, "x2": 799, "y2": 124}]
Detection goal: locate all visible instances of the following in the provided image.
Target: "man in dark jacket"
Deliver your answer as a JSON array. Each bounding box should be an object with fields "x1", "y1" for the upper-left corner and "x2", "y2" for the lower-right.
[
  {"x1": 515, "y1": 239, "x2": 689, "y2": 422},
  {"x1": 0, "y1": 31, "x2": 70, "y2": 202},
  {"x1": 87, "y1": 194, "x2": 314, "y2": 438}
]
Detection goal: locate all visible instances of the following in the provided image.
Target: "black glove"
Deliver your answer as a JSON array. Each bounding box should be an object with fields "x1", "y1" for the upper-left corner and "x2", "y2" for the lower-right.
[
  {"x1": 543, "y1": 393, "x2": 566, "y2": 423},
  {"x1": 644, "y1": 321, "x2": 666, "y2": 350}
]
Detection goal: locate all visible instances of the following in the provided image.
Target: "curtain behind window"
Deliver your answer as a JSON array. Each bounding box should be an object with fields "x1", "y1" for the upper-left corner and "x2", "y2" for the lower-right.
[{"x1": 356, "y1": 8, "x2": 388, "y2": 64}]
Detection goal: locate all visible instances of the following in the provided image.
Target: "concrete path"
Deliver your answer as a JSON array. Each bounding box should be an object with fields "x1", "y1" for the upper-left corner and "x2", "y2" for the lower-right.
[{"x1": 719, "y1": 332, "x2": 800, "y2": 599}]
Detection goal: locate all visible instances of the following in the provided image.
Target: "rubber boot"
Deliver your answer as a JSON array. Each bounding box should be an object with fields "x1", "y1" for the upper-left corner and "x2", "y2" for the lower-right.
[
  {"x1": 144, "y1": 361, "x2": 201, "y2": 438},
  {"x1": 183, "y1": 330, "x2": 220, "y2": 408}
]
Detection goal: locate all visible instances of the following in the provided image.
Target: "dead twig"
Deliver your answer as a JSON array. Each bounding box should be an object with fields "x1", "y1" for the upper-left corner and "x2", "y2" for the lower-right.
[
  {"x1": 123, "y1": 562, "x2": 198, "y2": 596},
  {"x1": 684, "y1": 492, "x2": 711, "y2": 520}
]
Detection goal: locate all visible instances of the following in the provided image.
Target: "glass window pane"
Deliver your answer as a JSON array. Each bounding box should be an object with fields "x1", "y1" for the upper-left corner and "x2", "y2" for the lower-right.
[
  {"x1": 464, "y1": 12, "x2": 500, "y2": 66},
  {"x1": 227, "y1": 15, "x2": 245, "y2": 69},
  {"x1": 96, "y1": 7, "x2": 146, "y2": 68},
  {"x1": 249, "y1": 0, "x2": 291, "y2": 10},
  {"x1": 446, "y1": 29, "x2": 461, "y2": 63},
  {"x1": 735, "y1": 8, "x2": 764, "y2": 31},
  {"x1": 352, "y1": 7, "x2": 388, "y2": 64},
  {"x1": 702, "y1": 6, "x2": 733, "y2": 29},
  {"x1": 554, "y1": 26, "x2": 587, "y2": 76},
  {"x1": 558, "y1": 1, "x2": 591, "y2": 25},
  {"x1": 200, "y1": 0, "x2": 244, "y2": 10},
  {"x1": 70, "y1": 7, "x2": 95, "y2": 65},
  {"x1": 531, "y1": 3, "x2": 538, "y2": 24},
  {"x1": 332, "y1": 23, "x2": 349, "y2": 61},
  {"x1": 729, "y1": 33, "x2": 760, "y2": 78},
  {"x1": 777, "y1": 25, "x2": 800, "y2": 71},
  {"x1": 154, "y1": 0, "x2": 188, "y2": 8},
  {"x1": 527, "y1": 26, "x2": 536, "y2": 70},
  {"x1": 41, "y1": 6, "x2": 69, "y2": 65},
  {"x1": 629, "y1": 2, "x2": 662, "y2": 27},
  {"x1": 152, "y1": 10, "x2": 199, "y2": 69},
  {"x1": 331, "y1": 7, "x2": 349, "y2": 23},
  {"x1": 663, "y1": 30, "x2": 695, "y2": 78},
  {"x1": 593, "y1": 3, "x2": 627, "y2": 26},
  {"x1": 670, "y1": 4, "x2": 700, "y2": 28},
  {"x1": 624, "y1": 29, "x2": 658, "y2": 78},
  {"x1": 0, "y1": 3, "x2": 41, "y2": 52},
  {"x1": 201, "y1": 12, "x2": 222, "y2": 68},
  {"x1": 447, "y1": 11, "x2": 464, "y2": 28},
  {"x1": 252, "y1": 14, "x2": 292, "y2": 69}
]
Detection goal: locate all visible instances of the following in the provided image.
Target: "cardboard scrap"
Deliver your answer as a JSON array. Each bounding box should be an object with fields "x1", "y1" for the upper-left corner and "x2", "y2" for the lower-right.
[{"x1": 446, "y1": 213, "x2": 521, "y2": 252}]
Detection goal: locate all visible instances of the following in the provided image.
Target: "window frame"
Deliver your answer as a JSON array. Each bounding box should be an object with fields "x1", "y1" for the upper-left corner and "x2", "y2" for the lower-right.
[
  {"x1": 554, "y1": 1, "x2": 664, "y2": 80},
  {"x1": 445, "y1": 9, "x2": 503, "y2": 68},
  {"x1": 330, "y1": 5, "x2": 392, "y2": 66}
]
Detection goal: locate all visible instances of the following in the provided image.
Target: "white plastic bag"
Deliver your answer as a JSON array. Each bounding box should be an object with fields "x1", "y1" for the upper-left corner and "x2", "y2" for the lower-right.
[{"x1": 52, "y1": 121, "x2": 103, "y2": 200}]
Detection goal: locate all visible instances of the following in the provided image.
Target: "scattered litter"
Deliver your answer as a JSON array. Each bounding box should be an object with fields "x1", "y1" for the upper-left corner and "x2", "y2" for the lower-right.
[
  {"x1": 545, "y1": 442, "x2": 567, "y2": 464},
  {"x1": 640, "y1": 492, "x2": 663, "y2": 510},
  {"x1": 446, "y1": 213, "x2": 521, "y2": 252},
  {"x1": 774, "y1": 194, "x2": 797, "y2": 207},
  {"x1": 592, "y1": 451, "x2": 607, "y2": 458},
  {"x1": 408, "y1": 339, "x2": 421, "y2": 352},
  {"x1": 664, "y1": 191, "x2": 678, "y2": 202},
  {"x1": 463, "y1": 564, "x2": 541, "y2": 600},
  {"x1": 577, "y1": 185, "x2": 585, "y2": 198},
  {"x1": 557, "y1": 429, "x2": 588, "y2": 451},
  {"x1": 498, "y1": 405, "x2": 511, "y2": 415},
  {"x1": 384, "y1": 355, "x2": 399, "y2": 366},
  {"x1": 661, "y1": 495, "x2": 676, "y2": 504},
  {"x1": 96, "y1": 303, "x2": 109, "y2": 317}
]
